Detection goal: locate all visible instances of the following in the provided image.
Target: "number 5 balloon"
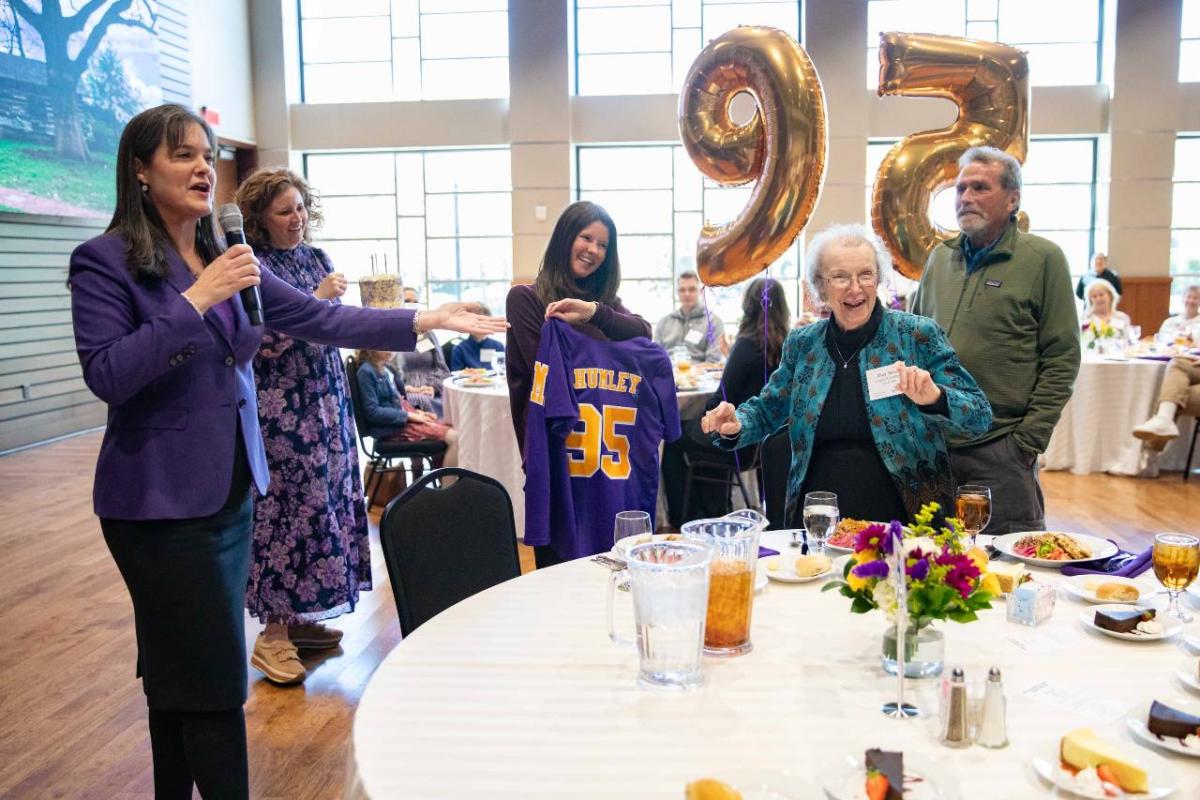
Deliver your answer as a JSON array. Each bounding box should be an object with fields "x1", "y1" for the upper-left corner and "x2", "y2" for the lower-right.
[
  {"x1": 871, "y1": 32, "x2": 1030, "y2": 280},
  {"x1": 678, "y1": 27, "x2": 827, "y2": 287}
]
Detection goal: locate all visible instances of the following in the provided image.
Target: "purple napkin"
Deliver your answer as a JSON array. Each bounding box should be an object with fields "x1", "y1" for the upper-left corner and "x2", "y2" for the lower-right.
[
  {"x1": 1060, "y1": 543, "x2": 1153, "y2": 577},
  {"x1": 758, "y1": 546, "x2": 779, "y2": 558},
  {"x1": 1136, "y1": 354, "x2": 1174, "y2": 362}
]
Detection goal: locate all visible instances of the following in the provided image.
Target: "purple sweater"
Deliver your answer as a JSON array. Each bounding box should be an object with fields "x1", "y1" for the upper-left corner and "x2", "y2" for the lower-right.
[{"x1": 505, "y1": 283, "x2": 651, "y2": 459}]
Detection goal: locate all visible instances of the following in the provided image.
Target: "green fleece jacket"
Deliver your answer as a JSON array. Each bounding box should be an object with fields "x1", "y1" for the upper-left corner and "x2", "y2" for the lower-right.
[{"x1": 911, "y1": 222, "x2": 1080, "y2": 456}]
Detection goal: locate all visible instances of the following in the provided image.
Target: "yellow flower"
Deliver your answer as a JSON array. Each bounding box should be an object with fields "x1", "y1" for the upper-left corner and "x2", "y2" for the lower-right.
[
  {"x1": 854, "y1": 549, "x2": 877, "y2": 565},
  {"x1": 847, "y1": 570, "x2": 869, "y2": 592}
]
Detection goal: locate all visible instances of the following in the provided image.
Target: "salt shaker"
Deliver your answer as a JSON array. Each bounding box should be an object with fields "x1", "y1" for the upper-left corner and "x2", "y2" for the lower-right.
[
  {"x1": 975, "y1": 667, "x2": 1009, "y2": 748},
  {"x1": 940, "y1": 667, "x2": 971, "y2": 748}
]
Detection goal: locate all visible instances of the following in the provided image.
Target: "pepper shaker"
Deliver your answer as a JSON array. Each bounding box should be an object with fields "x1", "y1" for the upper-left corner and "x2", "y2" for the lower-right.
[
  {"x1": 975, "y1": 666, "x2": 1009, "y2": 748},
  {"x1": 940, "y1": 667, "x2": 971, "y2": 748}
]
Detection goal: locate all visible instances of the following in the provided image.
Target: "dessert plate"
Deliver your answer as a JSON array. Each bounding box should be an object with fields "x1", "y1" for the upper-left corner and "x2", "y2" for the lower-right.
[
  {"x1": 1061, "y1": 574, "x2": 1148, "y2": 605},
  {"x1": 762, "y1": 555, "x2": 833, "y2": 584},
  {"x1": 1079, "y1": 605, "x2": 1182, "y2": 642},
  {"x1": 1176, "y1": 658, "x2": 1200, "y2": 692},
  {"x1": 1033, "y1": 737, "x2": 1178, "y2": 799},
  {"x1": 820, "y1": 752, "x2": 959, "y2": 800},
  {"x1": 1126, "y1": 697, "x2": 1200, "y2": 758},
  {"x1": 992, "y1": 531, "x2": 1118, "y2": 568}
]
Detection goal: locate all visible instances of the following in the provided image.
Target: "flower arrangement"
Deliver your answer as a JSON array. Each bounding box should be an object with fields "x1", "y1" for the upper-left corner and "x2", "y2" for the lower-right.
[
  {"x1": 823, "y1": 502, "x2": 993, "y2": 630},
  {"x1": 1083, "y1": 319, "x2": 1117, "y2": 350}
]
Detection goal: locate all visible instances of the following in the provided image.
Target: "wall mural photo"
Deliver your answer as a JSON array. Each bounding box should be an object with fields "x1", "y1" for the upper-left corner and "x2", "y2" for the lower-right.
[{"x1": 0, "y1": 0, "x2": 163, "y2": 217}]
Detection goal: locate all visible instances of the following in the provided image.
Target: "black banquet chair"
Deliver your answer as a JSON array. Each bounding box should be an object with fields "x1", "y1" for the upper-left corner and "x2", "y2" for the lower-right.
[
  {"x1": 759, "y1": 425, "x2": 791, "y2": 531},
  {"x1": 380, "y1": 467, "x2": 522, "y2": 637},
  {"x1": 346, "y1": 354, "x2": 448, "y2": 509}
]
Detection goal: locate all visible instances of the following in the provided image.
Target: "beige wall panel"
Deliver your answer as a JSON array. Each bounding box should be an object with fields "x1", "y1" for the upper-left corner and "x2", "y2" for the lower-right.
[
  {"x1": 1110, "y1": 131, "x2": 1177, "y2": 181},
  {"x1": 1108, "y1": 179, "x2": 1174, "y2": 229},
  {"x1": 290, "y1": 100, "x2": 508, "y2": 151},
  {"x1": 571, "y1": 96, "x2": 679, "y2": 143},
  {"x1": 511, "y1": 190, "x2": 572, "y2": 237},
  {"x1": 513, "y1": 234, "x2": 551, "y2": 282},
  {"x1": 191, "y1": 0, "x2": 256, "y2": 143},
  {"x1": 510, "y1": 143, "x2": 572, "y2": 189},
  {"x1": 508, "y1": 0, "x2": 570, "y2": 143},
  {"x1": 1177, "y1": 84, "x2": 1200, "y2": 132},
  {"x1": 1106, "y1": 228, "x2": 1174, "y2": 278}
]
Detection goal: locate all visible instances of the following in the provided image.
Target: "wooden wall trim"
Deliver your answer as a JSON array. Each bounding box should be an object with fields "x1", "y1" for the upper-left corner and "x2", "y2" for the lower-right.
[{"x1": 1119, "y1": 276, "x2": 1174, "y2": 336}]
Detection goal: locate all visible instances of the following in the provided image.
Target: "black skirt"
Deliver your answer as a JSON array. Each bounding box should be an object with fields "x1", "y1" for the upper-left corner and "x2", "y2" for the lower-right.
[{"x1": 101, "y1": 493, "x2": 253, "y2": 711}]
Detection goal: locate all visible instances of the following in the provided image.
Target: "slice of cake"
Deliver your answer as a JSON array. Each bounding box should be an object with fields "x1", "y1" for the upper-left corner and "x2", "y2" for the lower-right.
[
  {"x1": 1094, "y1": 607, "x2": 1154, "y2": 634},
  {"x1": 1148, "y1": 700, "x2": 1200, "y2": 740},
  {"x1": 864, "y1": 749, "x2": 902, "y2": 800},
  {"x1": 1060, "y1": 728, "x2": 1148, "y2": 793},
  {"x1": 986, "y1": 561, "x2": 1027, "y2": 594}
]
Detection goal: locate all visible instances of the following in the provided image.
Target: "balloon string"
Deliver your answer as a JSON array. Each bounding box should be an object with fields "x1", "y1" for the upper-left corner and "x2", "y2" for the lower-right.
[
  {"x1": 701, "y1": 285, "x2": 740, "y2": 475},
  {"x1": 761, "y1": 267, "x2": 771, "y2": 390}
]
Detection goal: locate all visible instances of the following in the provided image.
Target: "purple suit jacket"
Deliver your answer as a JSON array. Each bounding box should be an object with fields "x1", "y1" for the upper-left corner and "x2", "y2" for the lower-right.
[{"x1": 70, "y1": 233, "x2": 417, "y2": 520}]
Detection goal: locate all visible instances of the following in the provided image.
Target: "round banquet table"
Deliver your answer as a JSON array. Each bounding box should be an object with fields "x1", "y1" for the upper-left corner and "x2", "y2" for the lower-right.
[
  {"x1": 345, "y1": 529, "x2": 1200, "y2": 799},
  {"x1": 1043, "y1": 355, "x2": 1196, "y2": 476},
  {"x1": 442, "y1": 379, "x2": 526, "y2": 536}
]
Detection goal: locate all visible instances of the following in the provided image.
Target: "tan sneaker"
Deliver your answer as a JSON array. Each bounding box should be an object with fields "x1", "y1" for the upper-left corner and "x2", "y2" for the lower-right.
[
  {"x1": 251, "y1": 634, "x2": 306, "y2": 685},
  {"x1": 287, "y1": 622, "x2": 343, "y2": 650}
]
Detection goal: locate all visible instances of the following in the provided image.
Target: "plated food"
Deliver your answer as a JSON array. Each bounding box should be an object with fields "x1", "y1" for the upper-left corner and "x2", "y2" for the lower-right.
[
  {"x1": 1062, "y1": 575, "x2": 1145, "y2": 605},
  {"x1": 612, "y1": 533, "x2": 683, "y2": 559},
  {"x1": 1036, "y1": 728, "x2": 1177, "y2": 799},
  {"x1": 827, "y1": 518, "x2": 876, "y2": 551},
  {"x1": 992, "y1": 531, "x2": 1117, "y2": 568},
  {"x1": 981, "y1": 561, "x2": 1028, "y2": 596},
  {"x1": 1081, "y1": 605, "x2": 1182, "y2": 642},
  {"x1": 820, "y1": 749, "x2": 955, "y2": 800},
  {"x1": 764, "y1": 553, "x2": 833, "y2": 583},
  {"x1": 1127, "y1": 699, "x2": 1200, "y2": 757}
]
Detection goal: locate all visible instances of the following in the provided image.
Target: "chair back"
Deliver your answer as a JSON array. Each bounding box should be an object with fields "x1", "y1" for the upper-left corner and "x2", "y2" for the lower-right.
[
  {"x1": 345, "y1": 355, "x2": 374, "y2": 453},
  {"x1": 441, "y1": 339, "x2": 458, "y2": 370},
  {"x1": 759, "y1": 425, "x2": 791, "y2": 530},
  {"x1": 380, "y1": 468, "x2": 522, "y2": 636}
]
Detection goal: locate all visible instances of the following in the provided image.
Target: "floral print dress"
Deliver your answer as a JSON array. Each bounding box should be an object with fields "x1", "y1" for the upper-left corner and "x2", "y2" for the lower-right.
[{"x1": 246, "y1": 244, "x2": 371, "y2": 624}]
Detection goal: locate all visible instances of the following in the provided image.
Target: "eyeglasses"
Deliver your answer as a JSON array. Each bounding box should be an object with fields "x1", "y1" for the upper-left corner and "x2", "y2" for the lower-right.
[{"x1": 823, "y1": 271, "x2": 879, "y2": 289}]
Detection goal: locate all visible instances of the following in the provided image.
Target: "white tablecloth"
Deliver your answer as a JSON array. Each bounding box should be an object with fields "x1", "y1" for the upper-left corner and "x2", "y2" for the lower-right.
[
  {"x1": 346, "y1": 529, "x2": 1200, "y2": 799},
  {"x1": 1043, "y1": 356, "x2": 1195, "y2": 476},
  {"x1": 442, "y1": 380, "x2": 526, "y2": 537}
]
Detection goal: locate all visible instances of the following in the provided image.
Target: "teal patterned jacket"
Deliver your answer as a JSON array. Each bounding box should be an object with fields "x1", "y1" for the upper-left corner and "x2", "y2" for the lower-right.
[{"x1": 727, "y1": 310, "x2": 992, "y2": 524}]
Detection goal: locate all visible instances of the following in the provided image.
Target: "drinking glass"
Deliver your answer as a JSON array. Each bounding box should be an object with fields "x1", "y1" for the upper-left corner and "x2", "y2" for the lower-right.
[
  {"x1": 802, "y1": 492, "x2": 839, "y2": 557},
  {"x1": 1153, "y1": 533, "x2": 1200, "y2": 623},
  {"x1": 606, "y1": 540, "x2": 713, "y2": 689},
  {"x1": 493, "y1": 352, "x2": 506, "y2": 376},
  {"x1": 613, "y1": 510, "x2": 653, "y2": 549},
  {"x1": 955, "y1": 485, "x2": 992, "y2": 547},
  {"x1": 681, "y1": 511, "x2": 765, "y2": 657},
  {"x1": 1127, "y1": 325, "x2": 1142, "y2": 347}
]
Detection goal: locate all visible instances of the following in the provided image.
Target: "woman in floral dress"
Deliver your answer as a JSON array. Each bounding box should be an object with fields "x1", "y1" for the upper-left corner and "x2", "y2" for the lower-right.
[{"x1": 236, "y1": 168, "x2": 367, "y2": 685}]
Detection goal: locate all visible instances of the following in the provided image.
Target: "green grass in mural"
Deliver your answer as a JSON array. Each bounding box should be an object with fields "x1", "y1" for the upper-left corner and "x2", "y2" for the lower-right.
[{"x1": 0, "y1": 139, "x2": 115, "y2": 213}]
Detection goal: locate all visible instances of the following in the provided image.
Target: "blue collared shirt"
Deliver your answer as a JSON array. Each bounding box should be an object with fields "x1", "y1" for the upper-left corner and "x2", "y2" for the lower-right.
[{"x1": 961, "y1": 229, "x2": 1006, "y2": 274}]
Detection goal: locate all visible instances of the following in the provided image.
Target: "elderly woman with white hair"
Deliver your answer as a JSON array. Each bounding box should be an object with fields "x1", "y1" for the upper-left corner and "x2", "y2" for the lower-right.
[
  {"x1": 1082, "y1": 277, "x2": 1131, "y2": 346},
  {"x1": 701, "y1": 224, "x2": 992, "y2": 524}
]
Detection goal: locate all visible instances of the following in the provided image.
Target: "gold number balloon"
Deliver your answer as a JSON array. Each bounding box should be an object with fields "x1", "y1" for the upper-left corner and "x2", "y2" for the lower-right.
[
  {"x1": 678, "y1": 27, "x2": 827, "y2": 287},
  {"x1": 871, "y1": 32, "x2": 1030, "y2": 280}
]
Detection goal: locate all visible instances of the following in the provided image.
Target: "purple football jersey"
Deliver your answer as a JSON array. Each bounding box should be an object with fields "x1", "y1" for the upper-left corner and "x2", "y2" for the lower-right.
[{"x1": 523, "y1": 319, "x2": 681, "y2": 560}]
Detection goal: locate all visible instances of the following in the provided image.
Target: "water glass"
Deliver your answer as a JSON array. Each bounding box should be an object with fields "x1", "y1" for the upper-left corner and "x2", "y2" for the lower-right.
[
  {"x1": 955, "y1": 485, "x2": 992, "y2": 546},
  {"x1": 493, "y1": 352, "x2": 506, "y2": 376},
  {"x1": 613, "y1": 510, "x2": 653, "y2": 548},
  {"x1": 1153, "y1": 533, "x2": 1200, "y2": 623},
  {"x1": 681, "y1": 510, "x2": 764, "y2": 657},
  {"x1": 606, "y1": 540, "x2": 713, "y2": 689},
  {"x1": 1128, "y1": 325, "x2": 1142, "y2": 346},
  {"x1": 802, "y1": 492, "x2": 839, "y2": 557}
]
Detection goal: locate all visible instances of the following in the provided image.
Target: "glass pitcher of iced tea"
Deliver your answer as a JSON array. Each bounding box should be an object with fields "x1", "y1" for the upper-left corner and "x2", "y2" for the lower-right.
[{"x1": 681, "y1": 509, "x2": 765, "y2": 656}]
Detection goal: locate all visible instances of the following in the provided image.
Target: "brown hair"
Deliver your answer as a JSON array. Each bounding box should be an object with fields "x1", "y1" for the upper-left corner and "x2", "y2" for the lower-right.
[
  {"x1": 534, "y1": 201, "x2": 620, "y2": 306},
  {"x1": 107, "y1": 103, "x2": 224, "y2": 282},
  {"x1": 737, "y1": 277, "x2": 790, "y2": 371},
  {"x1": 234, "y1": 168, "x2": 324, "y2": 249}
]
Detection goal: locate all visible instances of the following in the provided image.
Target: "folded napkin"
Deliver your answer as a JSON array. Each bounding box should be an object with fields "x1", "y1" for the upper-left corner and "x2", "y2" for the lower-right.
[
  {"x1": 1136, "y1": 354, "x2": 1175, "y2": 362},
  {"x1": 759, "y1": 546, "x2": 779, "y2": 558},
  {"x1": 1060, "y1": 544, "x2": 1153, "y2": 578}
]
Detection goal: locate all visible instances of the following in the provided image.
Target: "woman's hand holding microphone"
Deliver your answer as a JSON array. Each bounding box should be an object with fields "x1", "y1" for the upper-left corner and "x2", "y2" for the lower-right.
[{"x1": 182, "y1": 244, "x2": 260, "y2": 314}]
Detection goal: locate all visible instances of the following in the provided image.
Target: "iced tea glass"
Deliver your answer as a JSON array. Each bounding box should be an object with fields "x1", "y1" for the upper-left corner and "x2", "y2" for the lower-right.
[{"x1": 681, "y1": 514, "x2": 763, "y2": 656}]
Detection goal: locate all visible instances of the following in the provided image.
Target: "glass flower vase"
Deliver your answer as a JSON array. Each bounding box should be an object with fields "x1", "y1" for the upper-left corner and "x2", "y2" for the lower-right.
[{"x1": 881, "y1": 623, "x2": 944, "y2": 678}]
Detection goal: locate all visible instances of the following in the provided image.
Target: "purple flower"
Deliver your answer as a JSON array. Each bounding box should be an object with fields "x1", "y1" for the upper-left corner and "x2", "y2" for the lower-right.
[
  {"x1": 907, "y1": 557, "x2": 930, "y2": 581},
  {"x1": 855, "y1": 523, "x2": 889, "y2": 553},
  {"x1": 852, "y1": 560, "x2": 890, "y2": 580}
]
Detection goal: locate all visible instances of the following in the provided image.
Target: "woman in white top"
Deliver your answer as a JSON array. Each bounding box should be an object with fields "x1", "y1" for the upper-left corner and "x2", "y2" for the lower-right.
[
  {"x1": 1158, "y1": 284, "x2": 1200, "y2": 344},
  {"x1": 1082, "y1": 278, "x2": 1130, "y2": 347}
]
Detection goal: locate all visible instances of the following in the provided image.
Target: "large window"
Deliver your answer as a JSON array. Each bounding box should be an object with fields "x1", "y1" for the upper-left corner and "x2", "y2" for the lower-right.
[
  {"x1": 305, "y1": 149, "x2": 512, "y2": 316},
  {"x1": 573, "y1": 0, "x2": 801, "y2": 96},
  {"x1": 1183, "y1": 0, "x2": 1200, "y2": 82},
  {"x1": 866, "y1": 0, "x2": 1104, "y2": 89},
  {"x1": 299, "y1": 0, "x2": 508, "y2": 103},
  {"x1": 576, "y1": 144, "x2": 804, "y2": 330},
  {"x1": 866, "y1": 137, "x2": 1098, "y2": 284},
  {"x1": 1172, "y1": 136, "x2": 1200, "y2": 313}
]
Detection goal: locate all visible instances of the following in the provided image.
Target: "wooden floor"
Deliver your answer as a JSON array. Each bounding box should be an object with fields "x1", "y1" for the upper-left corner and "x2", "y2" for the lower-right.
[{"x1": 0, "y1": 432, "x2": 1195, "y2": 799}]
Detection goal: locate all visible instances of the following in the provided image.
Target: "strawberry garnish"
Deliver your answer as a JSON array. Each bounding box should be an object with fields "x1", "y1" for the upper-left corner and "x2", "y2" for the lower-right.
[{"x1": 866, "y1": 769, "x2": 890, "y2": 800}]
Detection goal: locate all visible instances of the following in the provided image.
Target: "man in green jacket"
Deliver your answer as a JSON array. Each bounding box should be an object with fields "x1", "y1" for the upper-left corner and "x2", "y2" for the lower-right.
[{"x1": 912, "y1": 146, "x2": 1081, "y2": 534}]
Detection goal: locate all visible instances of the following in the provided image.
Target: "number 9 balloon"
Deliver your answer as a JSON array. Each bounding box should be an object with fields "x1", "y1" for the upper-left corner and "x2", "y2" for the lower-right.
[
  {"x1": 678, "y1": 27, "x2": 827, "y2": 287},
  {"x1": 871, "y1": 32, "x2": 1030, "y2": 280}
]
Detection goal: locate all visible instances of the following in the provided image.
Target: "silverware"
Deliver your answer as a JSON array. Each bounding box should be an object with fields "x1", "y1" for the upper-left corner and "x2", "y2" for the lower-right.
[{"x1": 591, "y1": 555, "x2": 627, "y2": 571}]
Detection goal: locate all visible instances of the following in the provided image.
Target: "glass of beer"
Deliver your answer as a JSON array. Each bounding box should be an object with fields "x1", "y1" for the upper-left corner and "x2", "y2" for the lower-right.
[
  {"x1": 955, "y1": 485, "x2": 992, "y2": 547},
  {"x1": 1153, "y1": 533, "x2": 1200, "y2": 622},
  {"x1": 681, "y1": 513, "x2": 763, "y2": 656}
]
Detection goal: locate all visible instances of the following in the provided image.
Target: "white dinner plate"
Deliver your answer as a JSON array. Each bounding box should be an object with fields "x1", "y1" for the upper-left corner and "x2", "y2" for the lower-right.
[
  {"x1": 1127, "y1": 697, "x2": 1200, "y2": 758},
  {"x1": 1061, "y1": 574, "x2": 1148, "y2": 605},
  {"x1": 1177, "y1": 658, "x2": 1200, "y2": 692},
  {"x1": 698, "y1": 768, "x2": 817, "y2": 799},
  {"x1": 612, "y1": 533, "x2": 686, "y2": 560},
  {"x1": 820, "y1": 751, "x2": 960, "y2": 800},
  {"x1": 1034, "y1": 736, "x2": 1178, "y2": 799},
  {"x1": 450, "y1": 375, "x2": 497, "y2": 387},
  {"x1": 1079, "y1": 605, "x2": 1182, "y2": 642},
  {"x1": 992, "y1": 531, "x2": 1118, "y2": 568},
  {"x1": 762, "y1": 554, "x2": 834, "y2": 584}
]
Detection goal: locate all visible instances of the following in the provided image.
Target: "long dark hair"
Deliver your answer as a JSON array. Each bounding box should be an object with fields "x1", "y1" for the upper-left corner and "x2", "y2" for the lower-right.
[
  {"x1": 534, "y1": 201, "x2": 620, "y2": 306},
  {"x1": 737, "y1": 277, "x2": 790, "y2": 370},
  {"x1": 107, "y1": 103, "x2": 224, "y2": 282}
]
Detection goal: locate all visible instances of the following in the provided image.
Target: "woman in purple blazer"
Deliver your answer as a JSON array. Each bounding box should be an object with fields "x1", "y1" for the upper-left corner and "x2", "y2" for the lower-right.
[{"x1": 68, "y1": 104, "x2": 505, "y2": 799}]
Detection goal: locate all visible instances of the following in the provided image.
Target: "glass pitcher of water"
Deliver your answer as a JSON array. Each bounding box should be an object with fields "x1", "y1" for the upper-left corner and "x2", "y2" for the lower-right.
[{"x1": 681, "y1": 509, "x2": 766, "y2": 657}]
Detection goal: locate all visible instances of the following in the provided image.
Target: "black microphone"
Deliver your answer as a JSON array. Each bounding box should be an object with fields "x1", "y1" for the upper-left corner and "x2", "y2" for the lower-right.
[{"x1": 217, "y1": 203, "x2": 264, "y2": 326}]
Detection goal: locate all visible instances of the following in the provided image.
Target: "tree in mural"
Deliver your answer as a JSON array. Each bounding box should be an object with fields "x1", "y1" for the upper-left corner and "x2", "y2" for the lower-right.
[{"x1": 8, "y1": 0, "x2": 157, "y2": 161}]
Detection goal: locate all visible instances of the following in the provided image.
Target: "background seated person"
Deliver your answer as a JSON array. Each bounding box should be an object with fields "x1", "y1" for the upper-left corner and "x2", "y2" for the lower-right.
[
  {"x1": 1075, "y1": 252, "x2": 1123, "y2": 301},
  {"x1": 356, "y1": 350, "x2": 458, "y2": 468},
  {"x1": 1133, "y1": 351, "x2": 1200, "y2": 449},
  {"x1": 1081, "y1": 278, "x2": 1131, "y2": 346},
  {"x1": 1158, "y1": 284, "x2": 1200, "y2": 344},
  {"x1": 450, "y1": 304, "x2": 506, "y2": 370},
  {"x1": 655, "y1": 271, "x2": 727, "y2": 362},
  {"x1": 701, "y1": 224, "x2": 992, "y2": 525}
]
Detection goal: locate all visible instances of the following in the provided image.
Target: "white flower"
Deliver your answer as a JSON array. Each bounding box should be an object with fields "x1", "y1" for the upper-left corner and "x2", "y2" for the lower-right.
[
  {"x1": 873, "y1": 580, "x2": 898, "y2": 619},
  {"x1": 902, "y1": 536, "x2": 938, "y2": 558}
]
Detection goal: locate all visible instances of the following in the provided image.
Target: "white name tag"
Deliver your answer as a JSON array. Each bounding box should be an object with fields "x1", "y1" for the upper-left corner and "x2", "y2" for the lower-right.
[
  {"x1": 480, "y1": 348, "x2": 496, "y2": 363},
  {"x1": 416, "y1": 336, "x2": 436, "y2": 354},
  {"x1": 865, "y1": 363, "x2": 903, "y2": 401},
  {"x1": 684, "y1": 328, "x2": 704, "y2": 346}
]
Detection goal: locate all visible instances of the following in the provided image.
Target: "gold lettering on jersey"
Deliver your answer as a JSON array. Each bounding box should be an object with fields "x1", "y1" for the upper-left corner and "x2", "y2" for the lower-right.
[
  {"x1": 571, "y1": 367, "x2": 642, "y2": 397},
  {"x1": 530, "y1": 360, "x2": 550, "y2": 406}
]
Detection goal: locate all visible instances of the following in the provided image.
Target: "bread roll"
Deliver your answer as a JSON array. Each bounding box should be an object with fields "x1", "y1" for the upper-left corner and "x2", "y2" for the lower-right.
[{"x1": 1095, "y1": 582, "x2": 1139, "y2": 602}]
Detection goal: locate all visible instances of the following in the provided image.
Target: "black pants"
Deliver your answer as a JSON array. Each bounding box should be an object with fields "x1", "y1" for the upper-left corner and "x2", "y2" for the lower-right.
[
  {"x1": 949, "y1": 433, "x2": 1045, "y2": 534},
  {"x1": 661, "y1": 419, "x2": 744, "y2": 528},
  {"x1": 148, "y1": 707, "x2": 249, "y2": 799}
]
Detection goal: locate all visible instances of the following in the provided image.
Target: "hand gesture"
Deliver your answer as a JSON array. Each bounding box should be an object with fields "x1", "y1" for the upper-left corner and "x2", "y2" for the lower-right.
[
  {"x1": 315, "y1": 271, "x2": 347, "y2": 301},
  {"x1": 423, "y1": 302, "x2": 508, "y2": 336},
  {"x1": 183, "y1": 244, "x2": 260, "y2": 313},
  {"x1": 700, "y1": 401, "x2": 742, "y2": 437},
  {"x1": 544, "y1": 298, "x2": 597, "y2": 324},
  {"x1": 895, "y1": 361, "x2": 942, "y2": 406}
]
